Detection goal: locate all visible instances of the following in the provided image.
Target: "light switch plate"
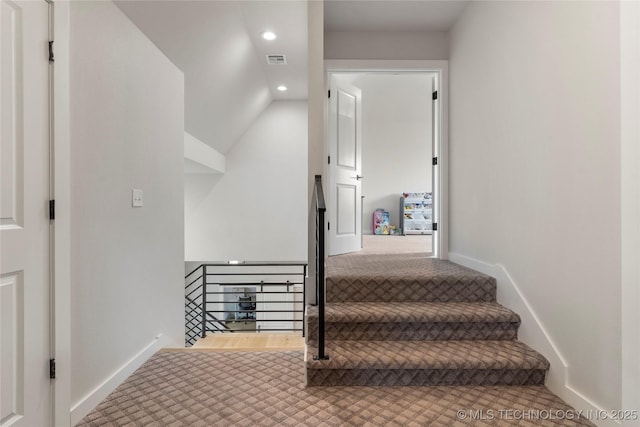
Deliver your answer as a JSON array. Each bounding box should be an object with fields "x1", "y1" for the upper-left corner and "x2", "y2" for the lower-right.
[{"x1": 132, "y1": 189, "x2": 143, "y2": 207}]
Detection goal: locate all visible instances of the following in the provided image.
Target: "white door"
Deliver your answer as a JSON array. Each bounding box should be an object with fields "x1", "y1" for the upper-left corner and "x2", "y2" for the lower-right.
[
  {"x1": 1, "y1": 1, "x2": 51, "y2": 425},
  {"x1": 328, "y1": 75, "x2": 362, "y2": 256}
]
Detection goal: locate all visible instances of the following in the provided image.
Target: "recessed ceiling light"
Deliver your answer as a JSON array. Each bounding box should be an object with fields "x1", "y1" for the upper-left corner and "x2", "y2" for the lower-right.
[
  {"x1": 277, "y1": 85, "x2": 288, "y2": 92},
  {"x1": 262, "y1": 31, "x2": 276, "y2": 41}
]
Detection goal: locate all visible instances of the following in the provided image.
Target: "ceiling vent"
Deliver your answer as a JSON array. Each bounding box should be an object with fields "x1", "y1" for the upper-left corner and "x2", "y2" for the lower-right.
[{"x1": 266, "y1": 54, "x2": 287, "y2": 65}]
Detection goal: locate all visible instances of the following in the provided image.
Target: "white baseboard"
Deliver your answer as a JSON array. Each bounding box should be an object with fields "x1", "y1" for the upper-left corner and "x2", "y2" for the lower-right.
[
  {"x1": 70, "y1": 334, "x2": 167, "y2": 426},
  {"x1": 448, "y1": 253, "x2": 621, "y2": 427}
]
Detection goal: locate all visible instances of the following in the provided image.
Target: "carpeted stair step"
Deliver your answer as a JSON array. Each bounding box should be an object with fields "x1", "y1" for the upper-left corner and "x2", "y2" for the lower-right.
[
  {"x1": 305, "y1": 340, "x2": 549, "y2": 387},
  {"x1": 306, "y1": 302, "x2": 520, "y2": 342},
  {"x1": 326, "y1": 256, "x2": 496, "y2": 303}
]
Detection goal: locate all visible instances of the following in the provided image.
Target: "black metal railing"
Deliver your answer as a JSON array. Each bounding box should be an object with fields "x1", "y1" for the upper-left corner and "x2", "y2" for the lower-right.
[
  {"x1": 185, "y1": 267, "x2": 232, "y2": 346},
  {"x1": 313, "y1": 175, "x2": 328, "y2": 360},
  {"x1": 184, "y1": 262, "x2": 307, "y2": 347}
]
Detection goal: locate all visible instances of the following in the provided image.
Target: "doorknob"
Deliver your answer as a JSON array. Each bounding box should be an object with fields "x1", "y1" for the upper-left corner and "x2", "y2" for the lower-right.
[{"x1": 350, "y1": 175, "x2": 364, "y2": 180}]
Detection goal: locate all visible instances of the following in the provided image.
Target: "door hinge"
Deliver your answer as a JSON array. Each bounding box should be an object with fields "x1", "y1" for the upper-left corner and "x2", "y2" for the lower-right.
[
  {"x1": 49, "y1": 358, "x2": 56, "y2": 379},
  {"x1": 328, "y1": 155, "x2": 331, "y2": 164},
  {"x1": 48, "y1": 41, "x2": 54, "y2": 63},
  {"x1": 328, "y1": 90, "x2": 331, "y2": 99},
  {"x1": 432, "y1": 90, "x2": 438, "y2": 100},
  {"x1": 328, "y1": 222, "x2": 330, "y2": 231},
  {"x1": 432, "y1": 157, "x2": 438, "y2": 166},
  {"x1": 49, "y1": 200, "x2": 55, "y2": 220},
  {"x1": 432, "y1": 223, "x2": 438, "y2": 231}
]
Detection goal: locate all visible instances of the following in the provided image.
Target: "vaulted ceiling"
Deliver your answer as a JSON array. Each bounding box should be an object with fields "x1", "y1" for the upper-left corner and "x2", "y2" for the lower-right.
[
  {"x1": 115, "y1": 0, "x2": 468, "y2": 155},
  {"x1": 115, "y1": 0, "x2": 307, "y2": 154}
]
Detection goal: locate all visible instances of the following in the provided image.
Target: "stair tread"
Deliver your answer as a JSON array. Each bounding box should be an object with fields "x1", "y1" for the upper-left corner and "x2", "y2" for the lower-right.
[
  {"x1": 306, "y1": 340, "x2": 549, "y2": 371},
  {"x1": 307, "y1": 302, "x2": 520, "y2": 324},
  {"x1": 327, "y1": 256, "x2": 496, "y2": 303},
  {"x1": 327, "y1": 255, "x2": 494, "y2": 282}
]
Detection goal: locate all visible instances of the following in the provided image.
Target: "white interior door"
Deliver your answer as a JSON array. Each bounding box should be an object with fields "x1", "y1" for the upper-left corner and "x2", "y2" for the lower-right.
[
  {"x1": 1, "y1": 1, "x2": 51, "y2": 425},
  {"x1": 328, "y1": 75, "x2": 362, "y2": 256}
]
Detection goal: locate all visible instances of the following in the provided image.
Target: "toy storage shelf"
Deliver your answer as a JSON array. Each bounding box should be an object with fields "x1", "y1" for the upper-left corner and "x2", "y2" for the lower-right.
[{"x1": 400, "y1": 192, "x2": 433, "y2": 235}]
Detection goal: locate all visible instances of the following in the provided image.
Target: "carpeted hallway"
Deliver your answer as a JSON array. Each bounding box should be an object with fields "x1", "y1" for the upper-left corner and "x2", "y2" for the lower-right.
[
  {"x1": 78, "y1": 350, "x2": 593, "y2": 426},
  {"x1": 79, "y1": 253, "x2": 594, "y2": 426}
]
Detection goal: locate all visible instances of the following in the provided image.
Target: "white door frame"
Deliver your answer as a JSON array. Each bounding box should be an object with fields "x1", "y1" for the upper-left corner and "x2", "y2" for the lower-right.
[
  {"x1": 324, "y1": 60, "x2": 449, "y2": 259},
  {"x1": 51, "y1": 1, "x2": 72, "y2": 426}
]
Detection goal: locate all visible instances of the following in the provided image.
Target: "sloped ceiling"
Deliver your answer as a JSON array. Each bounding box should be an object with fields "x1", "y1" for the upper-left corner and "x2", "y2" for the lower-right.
[{"x1": 115, "y1": 0, "x2": 307, "y2": 154}]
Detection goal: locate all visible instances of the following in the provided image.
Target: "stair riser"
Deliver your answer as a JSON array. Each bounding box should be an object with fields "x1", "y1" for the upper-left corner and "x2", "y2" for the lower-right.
[
  {"x1": 306, "y1": 322, "x2": 519, "y2": 342},
  {"x1": 306, "y1": 369, "x2": 547, "y2": 387},
  {"x1": 327, "y1": 280, "x2": 497, "y2": 303}
]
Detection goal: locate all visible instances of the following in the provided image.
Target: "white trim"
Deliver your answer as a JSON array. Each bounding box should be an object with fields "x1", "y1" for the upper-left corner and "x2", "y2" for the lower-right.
[
  {"x1": 449, "y1": 253, "x2": 621, "y2": 427},
  {"x1": 69, "y1": 335, "x2": 167, "y2": 426},
  {"x1": 52, "y1": 1, "x2": 72, "y2": 426},
  {"x1": 324, "y1": 60, "x2": 449, "y2": 259}
]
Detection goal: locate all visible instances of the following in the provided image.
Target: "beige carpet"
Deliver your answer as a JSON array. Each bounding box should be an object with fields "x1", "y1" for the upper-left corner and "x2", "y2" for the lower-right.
[
  {"x1": 78, "y1": 350, "x2": 594, "y2": 426},
  {"x1": 307, "y1": 255, "x2": 550, "y2": 389},
  {"x1": 325, "y1": 254, "x2": 497, "y2": 303}
]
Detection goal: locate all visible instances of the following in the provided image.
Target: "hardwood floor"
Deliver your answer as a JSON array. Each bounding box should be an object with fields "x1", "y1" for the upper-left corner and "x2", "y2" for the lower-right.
[
  {"x1": 359, "y1": 234, "x2": 432, "y2": 255},
  {"x1": 172, "y1": 332, "x2": 305, "y2": 352}
]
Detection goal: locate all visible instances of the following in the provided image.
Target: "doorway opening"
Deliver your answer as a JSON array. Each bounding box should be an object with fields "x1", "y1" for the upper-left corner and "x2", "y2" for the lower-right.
[{"x1": 326, "y1": 68, "x2": 444, "y2": 258}]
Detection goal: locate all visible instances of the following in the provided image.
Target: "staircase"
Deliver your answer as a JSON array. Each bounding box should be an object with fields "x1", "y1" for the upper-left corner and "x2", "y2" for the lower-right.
[{"x1": 305, "y1": 253, "x2": 549, "y2": 387}]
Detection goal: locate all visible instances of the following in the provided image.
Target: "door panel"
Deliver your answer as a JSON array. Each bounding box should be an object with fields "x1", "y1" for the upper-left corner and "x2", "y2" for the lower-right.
[
  {"x1": 0, "y1": 0, "x2": 50, "y2": 425},
  {"x1": 337, "y1": 91, "x2": 356, "y2": 170},
  {"x1": 0, "y1": 0, "x2": 24, "y2": 230},
  {"x1": 328, "y1": 76, "x2": 362, "y2": 255},
  {"x1": 0, "y1": 272, "x2": 24, "y2": 424},
  {"x1": 336, "y1": 184, "x2": 356, "y2": 235}
]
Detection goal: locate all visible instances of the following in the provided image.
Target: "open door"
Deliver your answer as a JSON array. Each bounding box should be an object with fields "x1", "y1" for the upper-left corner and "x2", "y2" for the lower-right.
[
  {"x1": 327, "y1": 75, "x2": 362, "y2": 256},
  {"x1": 431, "y1": 75, "x2": 440, "y2": 258},
  {"x1": 0, "y1": 1, "x2": 52, "y2": 425}
]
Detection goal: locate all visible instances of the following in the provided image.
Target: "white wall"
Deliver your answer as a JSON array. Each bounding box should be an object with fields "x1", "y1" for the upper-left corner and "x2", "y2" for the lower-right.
[
  {"x1": 621, "y1": 0, "x2": 640, "y2": 416},
  {"x1": 351, "y1": 73, "x2": 432, "y2": 233},
  {"x1": 70, "y1": 0, "x2": 184, "y2": 420},
  {"x1": 185, "y1": 101, "x2": 308, "y2": 262},
  {"x1": 307, "y1": 0, "x2": 324, "y2": 304},
  {"x1": 325, "y1": 31, "x2": 448, "y2": 60},
  {"x1": 449, "y1": 0, "x2": 621, "y2": 413}
]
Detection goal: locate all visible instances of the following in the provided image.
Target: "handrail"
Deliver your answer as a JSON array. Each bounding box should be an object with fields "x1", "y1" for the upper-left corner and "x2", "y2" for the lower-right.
[
  {"x1": 313, "y1": 175, "x2": 329, "y2": 360},
  {"x1": 315, "y1": 175, "x2": 326, "y2": 211}
]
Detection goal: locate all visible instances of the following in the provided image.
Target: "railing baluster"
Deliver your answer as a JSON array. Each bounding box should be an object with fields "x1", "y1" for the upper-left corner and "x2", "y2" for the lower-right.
[
  {"x1": 201, "y1": 265, "x2": 207, "y2": 339},
  {"x1": 302, "y1": 264, "x2": 307, "y2": 337}
]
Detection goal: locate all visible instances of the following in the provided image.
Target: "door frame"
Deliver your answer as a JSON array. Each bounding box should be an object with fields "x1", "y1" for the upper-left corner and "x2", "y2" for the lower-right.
[
  {"x1": 324, "y1": 60, "x2": 449, "y2": 259},
  {"x1": 50, "y1": 1, "x2": 72, "y2": 426}
]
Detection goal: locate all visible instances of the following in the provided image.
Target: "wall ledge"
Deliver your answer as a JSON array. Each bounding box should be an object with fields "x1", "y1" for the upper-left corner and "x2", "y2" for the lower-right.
[{"x1": 184, "y1": 131, "x2": 225, "y2": 174}]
